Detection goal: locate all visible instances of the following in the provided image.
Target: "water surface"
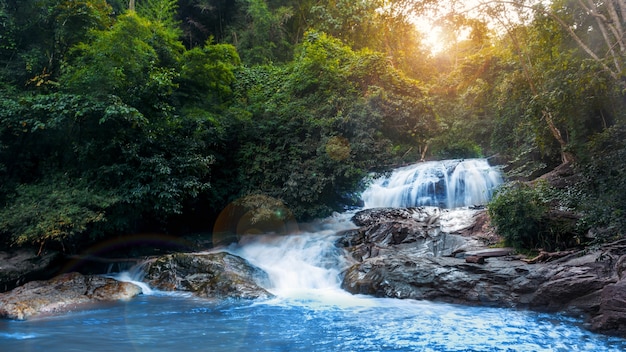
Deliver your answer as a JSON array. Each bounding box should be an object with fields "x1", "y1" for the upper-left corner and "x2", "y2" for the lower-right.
[{"x1": 2, "y1": 292, "x2": 625, "y2": 352}]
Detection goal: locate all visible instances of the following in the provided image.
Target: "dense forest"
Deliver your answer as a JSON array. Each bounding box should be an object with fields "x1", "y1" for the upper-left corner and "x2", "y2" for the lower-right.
[{"x1": 0, "y1": 0, "x2": 624, "y2": 253}]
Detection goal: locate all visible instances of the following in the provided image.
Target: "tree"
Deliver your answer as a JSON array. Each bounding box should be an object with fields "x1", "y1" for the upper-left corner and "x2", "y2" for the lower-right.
[
  {"x1": 227, "y1": 31, "x2": 435, "y2": 219},
  {"x1": 61, "y1": 11, "x2": 184, "y2": 115},
  {"x1": 225, "y1": 0, "x2": 294, "y2": 64},
  {"x1": 472, "y1": 0, "x2": 626, "y2": 163},
  {"x1": 0, "y1": 0, "x2": 112, "y2": 90},
  {"x1": 178, "y1": 40, "x2": 241, "y2": 109}
]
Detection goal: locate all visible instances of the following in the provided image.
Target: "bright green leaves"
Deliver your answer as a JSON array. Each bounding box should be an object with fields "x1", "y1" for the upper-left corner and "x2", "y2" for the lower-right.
[
  {"x1": 60, "y1": 8, "x2": 186, "y2": 119},
  {"x1": 179, "y1": 41, "x2": 241, "y2": 107},
  {"x1": 137, "y1": 0, "x2": 180, "y2": 31},
  {"x1": 310, "y1": 0, "x2": 384, "y2": 50},
  {"x1": 62, "y1": 12, "x2": 182, "y2": 107},
  {"x1": 288, "y1": 31, "x2": 355, "y2": 99},
  {"x1": 227, "y1": 31, "x2": 435, "y2": 220}
]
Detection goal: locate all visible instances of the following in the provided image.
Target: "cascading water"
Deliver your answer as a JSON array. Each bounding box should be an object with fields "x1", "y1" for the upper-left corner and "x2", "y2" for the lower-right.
[
  {"x1": 361, "y1": 158, "x2": 503, "y2": 209},
  {"x1": 3, "y1": 159, "x2": 626, "y2": 351},
  {"x1": 226, "y1": 213, "x2": 364, "y2": 306}
]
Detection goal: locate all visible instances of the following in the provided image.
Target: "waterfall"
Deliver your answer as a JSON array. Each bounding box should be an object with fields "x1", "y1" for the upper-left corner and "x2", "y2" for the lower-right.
[
  {"x1": 228, "y1": 213, "x2": 359, "y2": 304},
  {"x1": 361, "y1": 158, "x2": 503, "y2": 209}
]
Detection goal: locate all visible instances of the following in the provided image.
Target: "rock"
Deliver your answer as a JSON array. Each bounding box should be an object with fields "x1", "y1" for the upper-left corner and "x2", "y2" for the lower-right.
[
  {"x1": 143, "y1": 251, "x2": 273, "y2": 300},
  {"x1": 534, "y1": 161, "x2": 580, "y2": 189},
  {"x1": 465, "y1": 255, "x2": 485, "y2": 264},
  {"x1": 462, "y1": 248, "x2": 515, "y2": 258},
  {"x1": 339, "y1": 208, "x2": 485, "y2": 260},
  {"x1": 339, "y1": 207, "x2": 626, "y2": 337},
  {"x1": 0, "y1": 272, "x2": 142, "y2": 320},
  {"x1": 351, "y1": 207, "x2": 443, "y2": 227},
  {"x1": 0, "y1": 249, "x2": 63, "y2": 292},
  {"x1": 591, "y1": 280, "x2": 626, "y2": 336}
]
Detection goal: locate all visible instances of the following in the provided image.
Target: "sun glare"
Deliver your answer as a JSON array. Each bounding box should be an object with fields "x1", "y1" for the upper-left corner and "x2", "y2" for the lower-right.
[{"x1": 413, "y1": 17, "x2": 445, "y2": 54}]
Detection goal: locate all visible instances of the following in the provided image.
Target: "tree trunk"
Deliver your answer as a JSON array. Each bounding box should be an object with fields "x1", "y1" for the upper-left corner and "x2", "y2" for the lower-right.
[
  {"x1": 129, "y1": 0, "x2": 135, "y2": 11},
  {"x1": 543, "y1": 110, "x2": 575, "y2": 163}
]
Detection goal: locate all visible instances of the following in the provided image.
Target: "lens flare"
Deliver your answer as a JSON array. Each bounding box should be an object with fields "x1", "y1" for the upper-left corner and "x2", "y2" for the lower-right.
[
  {"x1": 325, "y1": 136, "x2": 350, "y2": 161},
  {"x1": 213, "y1": 194, "x2": 299, "y2": 247}
]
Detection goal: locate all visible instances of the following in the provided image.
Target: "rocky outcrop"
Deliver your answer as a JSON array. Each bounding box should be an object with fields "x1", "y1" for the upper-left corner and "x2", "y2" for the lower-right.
[
  {"x1": 0, "y1": 249, "x2": 63, "y2": 292},
  {"x1": 339, "y1": 207, "x2": 626, "y2": 337},
  {"x1": 338, "y1": 207, "x2": 489, "y2": 261},
  {"x1": 0, "y1": 250, "x2": 272, "y2": 320},
  {"x1": 143, "y1": 251, "x2": 273, "y2": 300},
  {"x1": 0, "y1": 272, "x2": 142, "y2": 320}
]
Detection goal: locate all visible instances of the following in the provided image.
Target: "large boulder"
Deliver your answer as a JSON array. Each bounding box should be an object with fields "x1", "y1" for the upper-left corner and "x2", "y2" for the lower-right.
[
  {"x1": 339, "y1": 207, "x2": 488, "y2": 261},
  {"x1": 339, "y1": 207, "x2": 626, "y2": 337},
  {"x1": 0, "y1": 272, "x2": 142, "y2": 320},
  {"x1": 143, "y1": 251, "x2": 273, "y2": 300},
  {"x1": 0, "y1": 249, "x2": 63, "y2": 292}
]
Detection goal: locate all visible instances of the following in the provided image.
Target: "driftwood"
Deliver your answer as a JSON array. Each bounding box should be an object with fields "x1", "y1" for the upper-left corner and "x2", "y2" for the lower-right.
[{"x1": 522, "y1": 250, "x2": 577, "y2": 264}]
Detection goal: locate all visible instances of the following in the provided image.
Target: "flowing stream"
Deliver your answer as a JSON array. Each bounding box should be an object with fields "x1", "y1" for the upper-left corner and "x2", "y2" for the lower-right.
[{"x1": 2, "y1": 159, "x2": 626, "y2": 351}]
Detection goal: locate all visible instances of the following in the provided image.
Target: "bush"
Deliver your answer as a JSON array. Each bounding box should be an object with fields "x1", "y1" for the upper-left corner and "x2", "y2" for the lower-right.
[
  {"x1": 488, "y1": 180, "x2": 584, "y2": 252},
  {"x1": 0, "y1": 177, "x2": 119, "y2": 249},
  {"x1": 488, "y1": 181, "x2": 548, "y2": 251}
]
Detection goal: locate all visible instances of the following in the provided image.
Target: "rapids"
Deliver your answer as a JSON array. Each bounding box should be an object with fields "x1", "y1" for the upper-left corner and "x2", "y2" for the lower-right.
[
  {"x1": 2, "y1": 224, "x2": 626, "y2": 351},
  {"x1": 2, "y1": 159, "x2": 625, "y2": 351}
]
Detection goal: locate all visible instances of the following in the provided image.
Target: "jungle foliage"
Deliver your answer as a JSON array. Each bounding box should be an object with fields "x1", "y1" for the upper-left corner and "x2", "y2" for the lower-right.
[{"x1": 0, "y1": 0, "x2": 624, "y2": 252}]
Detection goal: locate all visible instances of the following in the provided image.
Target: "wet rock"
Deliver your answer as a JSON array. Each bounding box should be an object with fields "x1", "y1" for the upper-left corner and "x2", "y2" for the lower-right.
[
  {"x1": 461, "y1": 248, "x2": 515, "y2": 258},
  {"x1": 339, "y1": 207, "x2": 485, "y2": 260},
  {"x1": 351, "y1": 207, "x2": 443, "y2": 227},
  {"x1": 0, "y1": 249, "x2": 63, "y2": 293},
  {"x1": 0, "y1": 272, "x2": 142, "y2": 320},
  {"x1": 340, "y1": 207, "x2": 626, "y2": 337},
  {"x1": 143, "y1": 251, "x2": 273, "y2": 300}
]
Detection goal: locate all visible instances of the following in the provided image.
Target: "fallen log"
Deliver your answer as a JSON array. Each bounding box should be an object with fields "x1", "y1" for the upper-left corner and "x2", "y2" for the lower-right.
[{"x1": 522, "y1": 250, "x2": 576, "y2": 264}]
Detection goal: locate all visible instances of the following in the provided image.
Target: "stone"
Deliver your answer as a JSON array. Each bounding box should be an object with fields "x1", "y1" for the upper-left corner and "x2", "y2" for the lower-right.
[
  {"x1": 465, "y1": 255, "x2": 485, "y2": 264},
  {"x1": 0, "y1": 272, "x2": 141, "y2": 320},
  {"x1": 339, "y1": 207, "x2": 626, "y2": 337},
  {"x1": 0, "y1": 249, "x2": 63, "y2": 292},
  {"x1": 143, "y1": 251, "x2": 273, "y2": 300},
  {"x1": 463, "y1": 248, "x2": 514, "y2": 258},
  {"x1": 591, "y1": 280, "x2": 626, "y2": 336}
]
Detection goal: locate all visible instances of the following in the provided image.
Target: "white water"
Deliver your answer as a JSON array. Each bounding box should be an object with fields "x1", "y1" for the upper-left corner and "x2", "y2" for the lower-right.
[
  {"x1": 227, "y1": 213, "x2": 364, "y2": 307},
  {"x1": 362, "y1": 158, "x2": 503, "y2": 209},
  {"x1": 4, "y1": 161, "x2": 626, "y2": 351}
]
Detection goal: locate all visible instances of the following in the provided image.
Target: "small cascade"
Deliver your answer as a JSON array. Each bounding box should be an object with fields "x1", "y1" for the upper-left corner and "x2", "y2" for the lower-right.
[
  {"x1": 228, "y1": 213, "x2": 356, "y2": 302},
  {"x1": 107, "y1": 263, "x2": 154, "y2": 295},
  {"x1": 361, "y1": 158, "x2": 503, "y2": 209}
]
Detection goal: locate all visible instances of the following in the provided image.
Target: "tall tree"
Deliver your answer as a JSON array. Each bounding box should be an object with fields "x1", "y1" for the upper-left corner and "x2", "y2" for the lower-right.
[{"x1": 440, "y1": 0, "x2": 626, "y2": 163}]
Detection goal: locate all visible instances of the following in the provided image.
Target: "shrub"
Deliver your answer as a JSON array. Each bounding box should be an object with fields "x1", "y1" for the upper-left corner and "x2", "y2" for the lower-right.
[
  {"x1": 488, "y1": 181, "x2": 548, "y2": 251},
  {"x1": 0, "y1": 177, "x2": 119, "y2": 250},
  {"x1": 488, "y1": 180, "x2": 584, "y2": 252},
  {"x1": 575, "y1": 124, "x2": 626, "y2": 240}
]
